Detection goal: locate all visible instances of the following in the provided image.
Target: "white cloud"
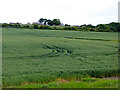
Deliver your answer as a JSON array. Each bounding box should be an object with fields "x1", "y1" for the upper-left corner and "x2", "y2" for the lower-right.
[{"x1": 0, "y1": 0, "x2": 119, "y2": 25}]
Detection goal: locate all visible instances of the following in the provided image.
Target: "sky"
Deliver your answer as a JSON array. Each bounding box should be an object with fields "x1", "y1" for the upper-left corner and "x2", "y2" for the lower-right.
[{"x1": 0, "y1": 0, "x2": 119, "y2": 25}]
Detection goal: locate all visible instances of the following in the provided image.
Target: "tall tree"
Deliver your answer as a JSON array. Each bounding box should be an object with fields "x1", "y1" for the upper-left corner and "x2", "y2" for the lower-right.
[
  {"x1": 38, "y1": 18, "x2": 44, "y2": 24},
  {"x1": 38, "y1": 18, "x2": 47, "y2": 25},
  {"x1": 52, "y1": 19, "x2": 61, "y2": 26},
  {"x1": 47, "y1": 19, "x2": 53, "y2": 26}
]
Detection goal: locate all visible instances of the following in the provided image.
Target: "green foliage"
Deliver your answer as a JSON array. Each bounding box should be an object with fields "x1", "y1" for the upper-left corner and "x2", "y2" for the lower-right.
[
  {"x1": 81, "y1": 77, "x2": 97, "y2": 82},
  {"x1": 96, "y1": 23, "x2": 120, "y2": 32},
  {"x1": 1, "y1": 22, "x2": 120, "y2": 32},
  {"x1": 39, "y1": 25, "x2": 51, "y2": 29},
  {"x1": 47, "y1": 19, "x2": 53, "y2": 26},
  {"x1": 17, "y1": 78, "x2": 118, "y2": 88},
  {"x1": 52, "y1": 19, "x2": 61, "y2": 26},
  {"x1": 38, "y1": 18, "x2": 61, "y2": 26},
  {"x1": 33, "y1": 24, "x2": 38, "y2": 29},
  {"x1": 2, "y1": 28, "x2": 118, "y2": 87},
  {"x1": 65, "y1": 24, "x2": 70, "y2": 26},
  {"x1": 38, "y1": 18, "x2": 47, "y2": 25},
  {"x1": 86, "y1": 24, "x2": 95, "y2": 28},
  {"x1": 2, "y1": 23, "x2": 9, "y2": 27}
]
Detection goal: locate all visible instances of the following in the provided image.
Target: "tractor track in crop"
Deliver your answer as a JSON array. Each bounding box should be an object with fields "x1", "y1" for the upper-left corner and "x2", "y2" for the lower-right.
[
  {"x1": 64, "y1": 37, "x2": 119, "y2": 42},
  {"x1": 9, "y1": 45, "x2": 73, "y2": 59}
]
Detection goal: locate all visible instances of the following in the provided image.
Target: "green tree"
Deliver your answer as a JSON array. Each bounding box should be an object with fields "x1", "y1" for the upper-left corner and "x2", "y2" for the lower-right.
[
  {"x1": 52, "y1": 19, "x2": 61, "y2": 26},
  {"x1": 86, "y1": 24, "x2": 95, "y2": 28},
  {"x1": 47, "y1": 19, "x2": 53, "y2": 26},
  {"x1": 33, "y1": 24, "x2": 38, "y2": 29},
  {"x1": 96, "y1": 24, "x2": 106, "y2": 32},
  {"x1": 38, "y1": 18, "x2": 44, "y2": 24},
  {"x1": 2, "y1": 23, "x2": 8, "y2": 27},
  {"x1": 65, "y1": 24, "x2": 70, "y2": 26},
  {"x1": 38, "y1": 18, "x2": 47, "y2": 25}
]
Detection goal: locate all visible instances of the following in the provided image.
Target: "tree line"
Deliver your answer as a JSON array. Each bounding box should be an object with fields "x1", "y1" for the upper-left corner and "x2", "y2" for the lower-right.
[
  {"x1": 38, "y1": 18, "x2": 61, "y2": 26},
  {"x1": 0, "y1": 18, "x2": 120, "y2": 32}
]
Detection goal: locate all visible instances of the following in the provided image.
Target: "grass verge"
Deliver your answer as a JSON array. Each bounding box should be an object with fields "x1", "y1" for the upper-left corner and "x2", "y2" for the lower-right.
[{"x1": 15, "y1": 77, "x2": 118, "y2": 88}]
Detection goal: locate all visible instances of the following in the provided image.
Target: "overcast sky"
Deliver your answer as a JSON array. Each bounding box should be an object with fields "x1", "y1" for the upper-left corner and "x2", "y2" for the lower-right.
[{"x1": 0, "y1": 0, "x2": 119, "y2": 25}]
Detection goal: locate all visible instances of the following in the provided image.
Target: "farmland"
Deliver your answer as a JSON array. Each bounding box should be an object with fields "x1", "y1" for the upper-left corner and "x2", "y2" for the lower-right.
[
  {"x1": 17, "y1": 78, "x2": 118, "y2": 88},
  {"x1": 2, "y1": 28, "x2": 118, "y2": 87}
]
